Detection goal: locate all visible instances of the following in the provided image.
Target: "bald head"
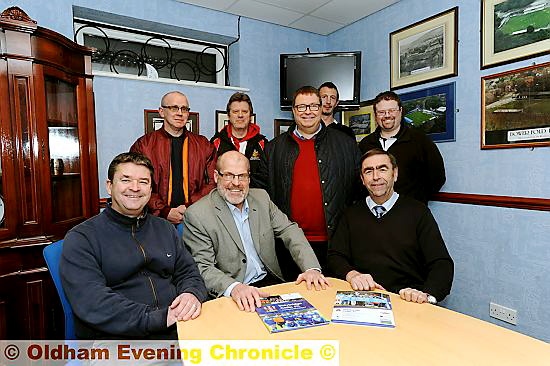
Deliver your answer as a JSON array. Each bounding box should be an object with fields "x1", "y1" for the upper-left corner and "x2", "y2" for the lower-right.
[
  {"x1": 216, "y1": 151, "x2": 250, "y2": 172},
  {"x1": 215, "y1": 151, "x2": 250, "y2": 209}
]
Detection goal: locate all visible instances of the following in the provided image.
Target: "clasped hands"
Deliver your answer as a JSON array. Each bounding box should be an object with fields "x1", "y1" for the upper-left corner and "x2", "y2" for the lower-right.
[
  {"x1": 346, "y1": 270, "x2": 430, "y2": 304},
  {"x1": 166, "y1": 292, "x2": 201, "y2": 327},
  {"x1": 231, "y1": 269, "x2": 330, "y2": 312}
]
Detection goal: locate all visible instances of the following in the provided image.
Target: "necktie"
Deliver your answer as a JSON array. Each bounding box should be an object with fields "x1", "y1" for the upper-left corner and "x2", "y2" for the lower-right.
[{"x1": 373, "y1": 205, "x2": 386, "y2": 218}]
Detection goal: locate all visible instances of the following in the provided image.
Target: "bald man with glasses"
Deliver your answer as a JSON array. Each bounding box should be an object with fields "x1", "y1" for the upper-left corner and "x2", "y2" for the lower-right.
[
  {"x1": 266, "y1": 86, "x2": 361, "y2": 278},
  {"x1": 131, "y1": 91, "x2": 216, "y2": 224},
  {"x1": 183, "y1": 151, "x2": 328, "y2": 311}
]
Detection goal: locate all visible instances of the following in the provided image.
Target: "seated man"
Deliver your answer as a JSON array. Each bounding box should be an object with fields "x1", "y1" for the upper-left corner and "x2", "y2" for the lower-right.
[
  {"x1": 327, "y1": 148, "x2": 453, "y2": 304},
  {"x1": 60, "y1": 152, "x2": 207, "y2": 339},
  {"x1": 183, "y1": 151, "x2": 329, "y2": 312}
]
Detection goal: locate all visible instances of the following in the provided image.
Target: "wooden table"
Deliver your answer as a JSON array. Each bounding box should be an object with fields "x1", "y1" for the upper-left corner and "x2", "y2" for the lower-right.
[{"x1": 178, "y1": 278, "x2": 549, "y2": 365}]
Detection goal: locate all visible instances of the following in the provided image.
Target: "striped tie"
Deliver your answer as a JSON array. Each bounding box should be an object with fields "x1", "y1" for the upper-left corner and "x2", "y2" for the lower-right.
[{"x1": 373, "y1": 205, "x2": 386, "y2": 218}]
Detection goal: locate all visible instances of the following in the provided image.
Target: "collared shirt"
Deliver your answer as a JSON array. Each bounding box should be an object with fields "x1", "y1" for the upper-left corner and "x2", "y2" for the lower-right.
[
  {"x1": 223, "y1": 199, "x2": 267, "y2": 297},
  {"x1": 379, "y1": 136, "x2": 397, "y2": 151},
  {"x1": 366, "y1": 192, "x2": 399, "y2": 218},
  {"x1": 293, "y1": 123, "x2": 322, "y2": 140}
]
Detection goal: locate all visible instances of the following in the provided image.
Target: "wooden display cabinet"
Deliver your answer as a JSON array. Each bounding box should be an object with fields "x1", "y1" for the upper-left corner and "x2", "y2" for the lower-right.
[{"x1": 0, "y1": 7, "x2": 99, "y2": 338}]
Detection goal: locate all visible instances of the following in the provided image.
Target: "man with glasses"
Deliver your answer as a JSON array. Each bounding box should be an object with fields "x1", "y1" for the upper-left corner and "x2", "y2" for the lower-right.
[
  {"x1": 183, "y1": 151, "x2": 329, "y2": 311},
  {"x1": 266, "y1": 86, "x2": 361, "y2": 277},
  {"x1": 358, "y1": 91, "x2": 445, "y2": 204},
  {"x1": 131, "y1": 91, "x2": 216, "y2": 224},
  {"x1": 319, "y1": 81, "x2": 355, "y2": 139},
  {"x1": 211, "y1": 92, "x2": 268, "y2": 189}
]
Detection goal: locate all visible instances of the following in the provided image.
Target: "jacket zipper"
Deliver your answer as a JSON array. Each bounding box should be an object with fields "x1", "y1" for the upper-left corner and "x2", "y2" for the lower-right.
[{"x1": 132, "y1": 224, "x2": 160, "y2": 310}]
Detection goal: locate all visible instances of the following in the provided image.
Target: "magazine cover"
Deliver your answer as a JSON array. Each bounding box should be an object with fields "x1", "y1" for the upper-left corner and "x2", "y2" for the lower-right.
[
  {"x1": 256, "y1": 293, "x2": 329, "y2": 333},
  {"x1": 331, "y1": 291, "x2": 396, "y2": 327}
]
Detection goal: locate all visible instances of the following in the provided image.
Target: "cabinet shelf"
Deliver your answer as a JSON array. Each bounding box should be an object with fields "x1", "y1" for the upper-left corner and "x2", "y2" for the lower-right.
[{"x1": 47, "y1": 119, "x2": 78, "y2": 128}]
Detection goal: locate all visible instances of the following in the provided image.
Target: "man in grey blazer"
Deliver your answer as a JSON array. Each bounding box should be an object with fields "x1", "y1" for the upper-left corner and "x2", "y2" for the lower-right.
[{"x1": 183, "y1": 151, "x2": 329, "y2": 312}]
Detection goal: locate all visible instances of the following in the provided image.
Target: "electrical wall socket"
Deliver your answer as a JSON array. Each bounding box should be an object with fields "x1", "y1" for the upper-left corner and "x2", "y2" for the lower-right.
[{"x1": 490, "y1": 302, "x2": 517, "y2": 325}]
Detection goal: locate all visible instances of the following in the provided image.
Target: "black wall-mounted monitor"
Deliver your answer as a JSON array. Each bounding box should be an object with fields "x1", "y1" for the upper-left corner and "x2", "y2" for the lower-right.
[{"x1": 280, "y1": 51, "x2": 361, "y2": 110}]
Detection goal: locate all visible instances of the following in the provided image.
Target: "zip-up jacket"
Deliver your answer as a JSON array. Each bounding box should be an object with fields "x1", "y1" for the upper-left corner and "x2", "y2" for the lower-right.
[
  {"x1": 60, "y1": 205, "x2": 208, "y2": 339},
  {"x1": 266, "y1": 123, "x2": 362, "y2": 237},
  {"x1": 130, "y1": 128, "x2": 216, "y2": 217}
]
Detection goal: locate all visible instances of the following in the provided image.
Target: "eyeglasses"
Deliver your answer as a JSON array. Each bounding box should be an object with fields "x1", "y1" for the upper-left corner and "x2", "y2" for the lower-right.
[
  {"x1": 216, "y1": 171, "x2": 250, "y2": 182},
  {"x1": 294, "y1": 104, "x2": 321, "y2": 112},
  {"x1": 375, "y1": 108, "x2": 400, "y2": 117},
  {"x1": 162, "y1": 105, "x2": 190, "y2": 113}
]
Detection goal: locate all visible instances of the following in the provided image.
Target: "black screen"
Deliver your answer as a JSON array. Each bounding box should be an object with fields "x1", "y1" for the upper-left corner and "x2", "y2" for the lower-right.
[{"x1": 280, "y1": 51, "x2": 361, "y2": 109}]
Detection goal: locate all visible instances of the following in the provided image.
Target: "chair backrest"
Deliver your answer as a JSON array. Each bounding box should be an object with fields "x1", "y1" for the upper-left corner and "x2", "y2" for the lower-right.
[{"x1": 43, "y1": 240, "x2": 76, "y2": 339}]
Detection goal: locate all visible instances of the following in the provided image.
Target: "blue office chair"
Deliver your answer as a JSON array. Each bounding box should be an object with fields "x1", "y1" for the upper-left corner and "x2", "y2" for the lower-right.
[
  {"x1": 43, "y1": 240, "x2": 76, "y2": 340},
  {"x1": 176, "y1": 223, "x2": 184, "y2": 237}
]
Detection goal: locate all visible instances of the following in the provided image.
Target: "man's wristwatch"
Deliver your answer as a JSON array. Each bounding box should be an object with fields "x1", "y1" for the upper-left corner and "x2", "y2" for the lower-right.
[{"x1": 426, "y1": 293, "x2": 437, "y2": 304}]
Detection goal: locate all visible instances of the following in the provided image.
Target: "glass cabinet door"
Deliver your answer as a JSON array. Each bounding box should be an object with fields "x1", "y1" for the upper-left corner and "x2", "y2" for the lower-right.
[{"x1": 45, "y1": 77, "x2": 83, "y2": 222}]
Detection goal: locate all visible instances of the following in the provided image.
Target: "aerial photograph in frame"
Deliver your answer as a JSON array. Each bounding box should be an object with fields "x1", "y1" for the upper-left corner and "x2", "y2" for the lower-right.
[
  {"x1": 398, "y1": 25, "x2": 444, "y2": 78},
  {"x1": 493, "y1": 0, "x2": 550, "y2": 54},
  {"x1": 399, "y1": 82, "x2": 456, "y2": 142}
]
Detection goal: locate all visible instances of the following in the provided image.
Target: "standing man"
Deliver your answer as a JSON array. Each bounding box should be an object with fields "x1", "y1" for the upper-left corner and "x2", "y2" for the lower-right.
[
  {"x1": 267, "y1": 86, "x2": 361, "y2": 275},
  {"x1": 60, "y1": 152, "x2": 207, "y2": 339},
  {"x1": 211, "y1": 92, "x2": 268, "y2": 189},
  {"x1": 327, "y1": 148, "x2": 453, "y2": 304},
  {"x1": 183, "y1": 151, "x2": 328, "y2": 312},
  {"x1": 319, "y1": 82, "x2": 355, "y2": 139},
  {"x1": 131, "y1": 91, "x2": 216, "y2": 224},
  {"x1": 358, "y1": 91, "x2": 445, "y2": 204}
]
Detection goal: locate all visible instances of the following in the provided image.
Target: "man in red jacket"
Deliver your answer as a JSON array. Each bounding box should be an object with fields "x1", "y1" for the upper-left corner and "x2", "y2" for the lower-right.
[{"x1": 131, "y1": 91, "x2": 216, "y2": 224}]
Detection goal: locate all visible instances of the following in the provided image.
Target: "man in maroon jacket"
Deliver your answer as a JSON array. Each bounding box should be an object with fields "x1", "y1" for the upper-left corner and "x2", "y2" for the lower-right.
[{"x1": 131, "y1": 91, "x2": 216, "y2": 224}]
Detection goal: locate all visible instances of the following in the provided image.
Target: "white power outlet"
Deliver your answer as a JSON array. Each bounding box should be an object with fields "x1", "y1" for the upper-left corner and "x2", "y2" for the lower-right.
[{"x1": 490, "y1": 302, "x2": 517, "y2": 325}]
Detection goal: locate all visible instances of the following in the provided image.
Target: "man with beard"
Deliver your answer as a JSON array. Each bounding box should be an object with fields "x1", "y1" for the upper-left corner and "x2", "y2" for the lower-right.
[
  {"x1": 358, "y1": 91, "x2": 445, "y2": 204},
  {"x1": 319, "y1": 82, "x2": 355, "y2": 139},
  {"x1": 183, "y1": 151, "x2": 329, "y2": 312}
]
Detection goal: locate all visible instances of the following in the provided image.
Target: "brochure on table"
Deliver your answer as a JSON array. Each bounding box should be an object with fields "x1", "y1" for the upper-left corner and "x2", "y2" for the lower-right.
[{"x1": 331, "y1": 290, "x2": 396, "y2": 327}]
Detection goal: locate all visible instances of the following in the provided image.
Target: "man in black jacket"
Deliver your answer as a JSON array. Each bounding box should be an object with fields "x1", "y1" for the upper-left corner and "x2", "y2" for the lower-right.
[
  {"x1": 211, "y1": 92, "x2": 268, "y2": 189},
  {"x1": 266, "y1": 86, "x2": 361, "y2": 276},
  {"x1": 60, "y1": 152, "x2": 207, "y2": 339},
  {"x1": 358, "y1": 91, "x2": 445, "y2": 204}
]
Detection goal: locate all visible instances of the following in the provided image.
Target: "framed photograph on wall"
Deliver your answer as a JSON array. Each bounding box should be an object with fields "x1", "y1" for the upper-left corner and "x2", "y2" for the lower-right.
[
  {"x1": 144, "y1": 109, "x2": 199, "y2": 134},
  {"x1": 342, "y1": 100, "x2": 377, "y2": 142},
  {"x1": 390, "y1": 7, "x2": 458, "y2": 90},
  {"x1": 481, "y1": 0, "x2": 550, "y2": 69},
  {"x1": 399, "y1": 82, "x2": 456, "y2": 142},
  {"x1": 274, "y1": 119, "x2": 294, "y2": 137},
  {"x1": 481, "y1": 61, "x2": 550, "y2": 149},
  {"x1": 215, "y1": 110, "x2": 256, "y2": 132}
]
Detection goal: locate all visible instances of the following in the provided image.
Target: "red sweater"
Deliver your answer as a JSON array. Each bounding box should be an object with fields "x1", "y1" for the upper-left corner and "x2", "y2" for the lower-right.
[{"x1": 290, "y1": 135, "x2": 328, "y2": 242}]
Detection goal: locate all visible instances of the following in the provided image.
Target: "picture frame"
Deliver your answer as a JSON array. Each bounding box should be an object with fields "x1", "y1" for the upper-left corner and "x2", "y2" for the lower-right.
[
  {"x1": 144, "y1": 109, "x2": 199, "y2": 134},
  {"x1": 274, "y1": 119, "x2": 294, "y2": 137},
  {"x1": 342, "y1": 100, "x2": 377, "y2": 142},
  {"x1": 390, "y1": 7, "x2": 458, "y2": 90},
  {"x1": 215, "y1": 110, "x2": 256, "y2": 133},
  {"x1": 481, "y1": 61, "x2": 550, "y2": 149},
  {"x1": 399, "y1": 82, "x2": 456, "y2": 142},
  {"x1": 481, "y1": 0, "x2": 550, "y2": 69}
]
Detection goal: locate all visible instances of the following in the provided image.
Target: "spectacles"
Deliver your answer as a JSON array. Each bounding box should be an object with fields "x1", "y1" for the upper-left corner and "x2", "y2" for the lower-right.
[
  {"x1": 294, "y1": 104, "x2": 321, "y2": 112},
  {"x1": 162, "y1": 105, "x2": 190, "y2": 113},
  {"x1": 217, "y1": 171, "x2": 250, "y2": 182},
  {"x1": 375, "y1": 108, "x2": 400, "y2": 117}
]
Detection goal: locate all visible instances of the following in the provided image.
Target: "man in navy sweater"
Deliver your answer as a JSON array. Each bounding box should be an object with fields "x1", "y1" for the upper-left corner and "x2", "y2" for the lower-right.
[
  {"x1": 60, "y1": 152, "x2": 207, "y2": 339},
  {"x1": 327, "y1": 148, "x2": 453, "y2": 304}
]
